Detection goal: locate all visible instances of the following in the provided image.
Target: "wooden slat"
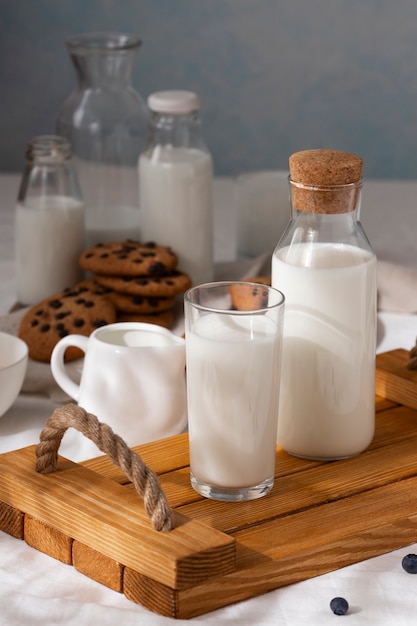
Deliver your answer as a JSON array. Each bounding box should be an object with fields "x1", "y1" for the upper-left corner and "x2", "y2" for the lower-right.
[
  {"x1": 376, "y1": 349, "x2": 417, "y2": 409},
  {"x1": 0, "y1": 501, "x2": 24, "y2": 539},
  {"x1": 73, "y1": 542, "x2": 124, "y2": 592},
  {"x1": 375, "y1": 394, "x2": 397, "y2": 412},
  {"x1": 25, "y1": 514, "x2": 73, "y2": 564}
]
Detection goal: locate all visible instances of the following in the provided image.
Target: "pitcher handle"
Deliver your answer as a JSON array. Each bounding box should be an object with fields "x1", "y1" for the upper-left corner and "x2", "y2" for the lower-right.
[{"x1": 50, "y1": 335, "x2": 89, "y2": 400}]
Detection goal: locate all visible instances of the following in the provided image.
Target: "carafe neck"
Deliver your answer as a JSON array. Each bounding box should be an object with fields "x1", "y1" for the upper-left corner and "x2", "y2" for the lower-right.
[{"x1": 67, "y1": 32, "x2": 141, "y2": 89}]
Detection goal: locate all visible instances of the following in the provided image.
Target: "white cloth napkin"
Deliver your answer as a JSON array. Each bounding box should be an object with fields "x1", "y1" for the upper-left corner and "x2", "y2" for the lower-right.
[{"x1": 377, "y1": 260, "x2": 417, "y2": 314}]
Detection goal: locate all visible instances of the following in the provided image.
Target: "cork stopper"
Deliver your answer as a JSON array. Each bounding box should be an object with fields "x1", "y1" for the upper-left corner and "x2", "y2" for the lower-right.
[{"x1": 289, "y1": 149, "x2": 363, "y2": 214}]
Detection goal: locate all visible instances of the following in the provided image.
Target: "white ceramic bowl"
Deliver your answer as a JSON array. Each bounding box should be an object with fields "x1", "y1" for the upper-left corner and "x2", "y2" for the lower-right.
[{"x1": 0, "y1": 332, "x2": 28, "y2": 417}]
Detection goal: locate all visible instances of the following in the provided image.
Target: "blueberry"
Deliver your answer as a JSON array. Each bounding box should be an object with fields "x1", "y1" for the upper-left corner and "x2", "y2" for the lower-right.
[
  {"x1": 330, "y1": 597, "x2": 349, "y2": 615},
  {"x1": 402, "y1": 553, "x2": 417, "y2": 574}
]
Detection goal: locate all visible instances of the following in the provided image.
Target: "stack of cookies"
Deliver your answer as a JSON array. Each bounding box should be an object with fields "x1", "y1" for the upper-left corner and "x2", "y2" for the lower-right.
[
  {"x1": 18, "y1": 240, "x2": 192, "y2": 363},
  {"x1": 79, "y1": 240, "x2": 192, "y2": 329}
]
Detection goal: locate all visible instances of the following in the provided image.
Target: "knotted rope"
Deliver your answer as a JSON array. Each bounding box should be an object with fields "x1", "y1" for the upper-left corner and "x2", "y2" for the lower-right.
[
  {"x1": 407, "y1": 338, "x2": 417, "y2": 371},
  {"x1": 35, "y1": 404, "x2": 174, "y2": 532}
]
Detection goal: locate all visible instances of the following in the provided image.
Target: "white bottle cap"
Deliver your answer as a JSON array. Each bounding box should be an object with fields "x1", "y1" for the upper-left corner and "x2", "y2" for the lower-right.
[{"x1": 147, "y1": 90, "x2": 201, "y2": 114}]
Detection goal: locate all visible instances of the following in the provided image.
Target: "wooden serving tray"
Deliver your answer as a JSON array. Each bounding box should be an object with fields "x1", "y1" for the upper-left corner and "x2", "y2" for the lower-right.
[{"x1": 1, "y1": 349, "x2": 417, "y2": 619}]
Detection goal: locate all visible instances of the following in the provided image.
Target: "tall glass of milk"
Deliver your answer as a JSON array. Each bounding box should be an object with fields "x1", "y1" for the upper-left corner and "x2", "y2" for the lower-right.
[
  {"x1": 139, "y1": 91, "x2": 214, "y2": 286},
  {"x1": 184, "y1": 281, "x2": 285, "y2": 501},
  {"x1": 271, "y1": 149, "x2": 377, "y2": 460},
  {"x1": 15, "y1": 135, "x2": 85, "y2": 305}
]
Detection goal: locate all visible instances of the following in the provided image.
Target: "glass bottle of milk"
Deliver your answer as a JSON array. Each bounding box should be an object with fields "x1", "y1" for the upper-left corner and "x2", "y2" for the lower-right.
[
  {"x1": 271, "y1": 149, "x2": 377, "y2": 460},
  {"x1": 139, "y1": 90, "x2": 214, "y2": 286},
  {"x1": 15, "y1": 135, "x2": 85, "y2": 305}
]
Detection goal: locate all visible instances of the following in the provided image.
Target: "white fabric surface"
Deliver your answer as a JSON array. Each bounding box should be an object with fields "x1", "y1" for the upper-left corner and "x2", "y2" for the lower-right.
[{"x1": 1, "y1": 174, "x2": 417, "y2": 625}]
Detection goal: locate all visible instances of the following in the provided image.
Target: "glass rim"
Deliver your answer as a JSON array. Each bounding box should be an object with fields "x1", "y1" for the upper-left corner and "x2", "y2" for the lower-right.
[
  {"x1": 66, "y1": 32, "x2": 142, "y2": 53},
  {"x1": 184, "y1": 281, "x2": 285, "y2": 315},
  {"x1": 26, "y1": 135, "x2": 71, "y2": 161}
]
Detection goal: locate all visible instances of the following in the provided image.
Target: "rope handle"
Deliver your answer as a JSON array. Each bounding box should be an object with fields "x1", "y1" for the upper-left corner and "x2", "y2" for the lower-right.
[
  {"x1": 35, "y1": 404, "x2": 174, "y2": 532},
  {"x1": 407, "y1": 338, "x2": 417, "y2": 371}
]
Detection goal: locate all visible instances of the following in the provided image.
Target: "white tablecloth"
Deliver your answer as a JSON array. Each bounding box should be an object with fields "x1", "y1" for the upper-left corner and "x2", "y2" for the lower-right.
[{"x1": 1, "y1": 173, "x2": 417, "y2": 625}]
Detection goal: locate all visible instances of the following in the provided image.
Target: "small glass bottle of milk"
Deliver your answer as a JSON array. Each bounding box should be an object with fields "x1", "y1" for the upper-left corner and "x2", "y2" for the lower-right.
[
  {"x1": 139, "y1": 90, "x2": 214, "y2": 286},
  {"x1": 15, "y1": 135, "x2": 85, "y2": 305},
  {"x1": 271, "y1": 149, "x2": 377, "y2": 460}
]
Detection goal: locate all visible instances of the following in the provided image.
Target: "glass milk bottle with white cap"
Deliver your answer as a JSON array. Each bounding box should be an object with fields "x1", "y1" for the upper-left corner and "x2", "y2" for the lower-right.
[
  {"x1": 15, "y1": 135, "x2": 85, "y2": 305},
  {"x1": 138, "y1": 90, "x2": 214, "y2": 285},
  {"x1": 272, "y1": 149, "x2": 377, "y2": 460}
]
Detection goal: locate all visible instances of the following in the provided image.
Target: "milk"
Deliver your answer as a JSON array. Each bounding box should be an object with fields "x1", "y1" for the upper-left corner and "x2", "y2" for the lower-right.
[
  {"x1": 85, "y1": 206, "x2": 140, "y2": 247},
  {"x1": 186, "y1": 313, "x2": 281, "y2": 488},
  {"x1": 139, "y1": 147, "x2": 213, "y2": 285},
  {"x1": 272, "y1": 242, "x2": 376, "y2": 459},
  {"x1": 73, "y1": 158, "x2": 141, "y2": 246},
  {"x1": 15, "y1": 196, "x2": 85, "y2": 304}
]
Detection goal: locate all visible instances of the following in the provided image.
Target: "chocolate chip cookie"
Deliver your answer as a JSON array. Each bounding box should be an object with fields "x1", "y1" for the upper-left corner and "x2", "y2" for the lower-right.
[
  {"x1": 79, "y1": 240, "x2": 178, "y2": 277},
  {"x1": 229, "y1": 277, "x2": 271, "y2": 311},
  {"x1": 18, "y1": 286, "x2": 117, "y2": 362},
  {"x1": 94, "y1": 269, "x2": 192, "y2": 298}
]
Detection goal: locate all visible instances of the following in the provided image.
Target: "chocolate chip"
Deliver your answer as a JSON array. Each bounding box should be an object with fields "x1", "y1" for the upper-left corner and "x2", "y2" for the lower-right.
[
  {"x1": 58, "y1": 328, "x2": 69, "y2": 338},
  {"x1": 74, "y1": 319, "x2": 85, "y2": 328},
  {"x1": 49, "y1": 299, "x2": 63, "y2": 309},
  {"x1": 74, "y1": 298, "x2": 95, "y2": 308},
  {"x1": 55, "y1": 311, "x2": 71, "y2": 320},
  {"x1": 149, "y1": 262, "x2": 167, "y2": 275},
  {"x1": 40, "y1": 324, "x2": 51, "y2": 333},
  {"x1": 93, "y1": 319, "x2": 108, "y2": 327}
]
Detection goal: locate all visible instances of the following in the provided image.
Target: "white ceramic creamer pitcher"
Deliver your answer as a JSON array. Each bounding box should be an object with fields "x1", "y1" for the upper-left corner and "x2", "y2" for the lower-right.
[{"x1": 51, "y1": 322, "x2": 187, "y2": 459}]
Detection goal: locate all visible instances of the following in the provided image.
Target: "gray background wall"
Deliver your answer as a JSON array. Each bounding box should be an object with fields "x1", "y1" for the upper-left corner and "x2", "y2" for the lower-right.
[{"x1": 1, "y1": 0, "x2": 417, "y2": 179}]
